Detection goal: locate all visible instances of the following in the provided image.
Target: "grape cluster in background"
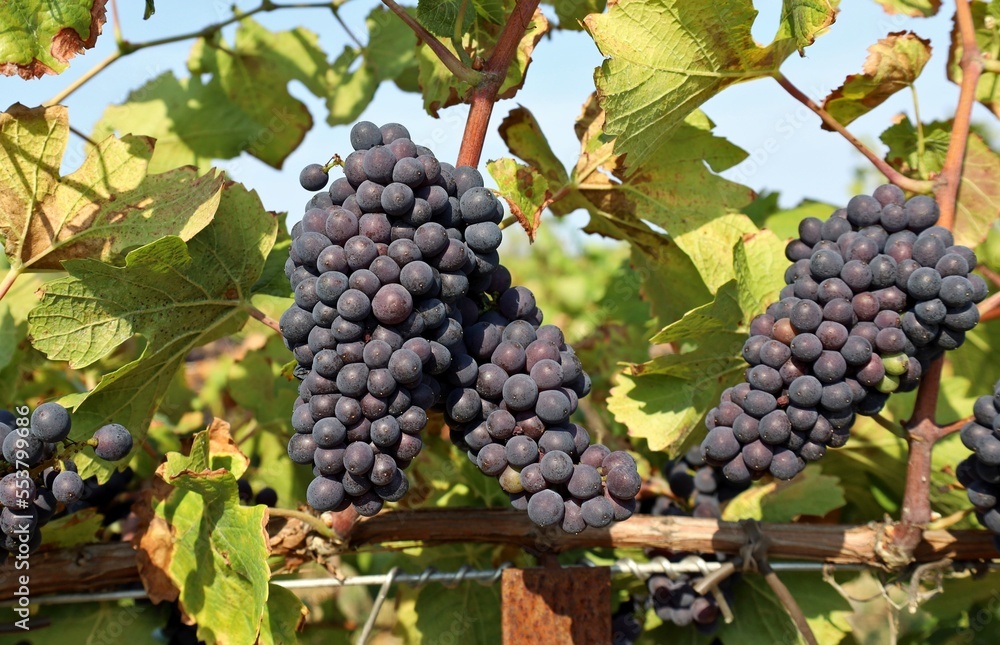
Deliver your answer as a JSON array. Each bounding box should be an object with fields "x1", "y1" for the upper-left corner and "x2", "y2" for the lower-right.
[
  {"x1": 282, "y1": 120, "x2": 641, "y2": 531},
  {"x1": 0, "y1": 403, "x2": 134, "y2": 561},
  {"x1": 959, "y1": 381, "x2": 1000, "y2": 549},
  {"x1": 702, "y1": 185, "x2": 987, "y2": 483},
  {"x1": 613, "y1": 449, "x2": 749, "y2": 641}
]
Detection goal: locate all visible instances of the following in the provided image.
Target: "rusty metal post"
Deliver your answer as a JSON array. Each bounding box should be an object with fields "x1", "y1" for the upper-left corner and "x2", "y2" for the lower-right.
[{"x1": 501, "y1": 567, "x2": 611, "y2": 644}]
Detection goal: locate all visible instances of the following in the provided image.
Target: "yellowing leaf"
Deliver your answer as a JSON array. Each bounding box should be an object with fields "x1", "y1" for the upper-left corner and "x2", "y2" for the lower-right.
[
  {"x1": 872, "y1": 0, "x2": 940, "y2": 17},
  {"x1": 585, "y1": 0, "x2": 839, "y2": 166},
  {"x1": 487, "y1": 158, "x2": 551, "y2": 240},
  {"x1": 949, "y1": 0, "x2": 1000, "y2": 118},
  {"x1": 881, "y1": 118, "x2": 1000, "y2": 248},
  {"x1": 0, "y1": 104, "x2": 223, "y2": 271},
  {"x1": 822, "y1": 32, "x2": 931, "y2": 129},
  {"x1": 0, "y1": 0, "x2": 107, "y2": 78}
]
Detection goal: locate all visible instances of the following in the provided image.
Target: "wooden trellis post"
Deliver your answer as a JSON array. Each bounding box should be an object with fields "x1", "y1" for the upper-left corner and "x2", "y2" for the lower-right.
[{"x1": 500, "y1": 567, "x2": 611, "y2": 644}]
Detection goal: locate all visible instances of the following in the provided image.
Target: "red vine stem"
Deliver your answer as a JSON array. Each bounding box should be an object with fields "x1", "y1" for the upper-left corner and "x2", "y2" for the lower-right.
[
  {"x1": 935, "y1": 0, "x2": 984, "y2": 229},
  {"x1": 889, "y1": 0, "x2": 987, "y2": 562},
  {"x1": 889, "y1": 327, "x2": 944, "y2": 562},
  {"x1": 0, "y1": 267, "x2": 18, "y2": 303},
  {"x1": 247, "y1": 305, "x2": 281, "y2": 333},
  {"x1": 456, "y1": 0, "x2": 542, "y2": 167},
  {"x1": 772, "y1": 72, "x2": 933, "y2": 194}
]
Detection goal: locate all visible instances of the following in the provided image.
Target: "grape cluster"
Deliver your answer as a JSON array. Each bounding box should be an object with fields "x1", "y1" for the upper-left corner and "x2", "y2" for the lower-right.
[
  {"x1": 612, "y1": 450, "x2": 746, "y2": 642},
  {"x1": 285, "y1": 120, "x2": 641, "y2": 531},
  {"x1": 702, "y1": 185, "x2": 987, "y2": 482},
  {"x1": 645, "y1": 449, "x2": 746, "y2": 632},
  {"x1": 958, "y1": 381, "x2": 1000, "y2": 550},
  {"x1": 0, "y1": 404, "x2": 133, "y2": 561}
]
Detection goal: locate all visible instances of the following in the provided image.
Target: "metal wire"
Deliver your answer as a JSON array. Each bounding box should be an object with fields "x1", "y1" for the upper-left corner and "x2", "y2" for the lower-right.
[{"x1": 4, "y1": 557, "x2": 996, "y2": 608}]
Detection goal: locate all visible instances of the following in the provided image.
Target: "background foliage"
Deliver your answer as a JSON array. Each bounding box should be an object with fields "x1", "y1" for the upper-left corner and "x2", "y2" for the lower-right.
[{"x1": 1, "y1": 0, "x2": 999, "y2": 643}]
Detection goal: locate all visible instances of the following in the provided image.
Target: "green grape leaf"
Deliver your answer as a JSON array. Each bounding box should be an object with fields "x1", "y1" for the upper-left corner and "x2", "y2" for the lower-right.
[
  {"x1": 258, "y1": 584, "x2": 308, "y2": 645},
  {"x1": 574, "y1": 103, "x2": 757, "y2": 292},
  {"x1": 92, "y1": 72, "x2": 261, "y2": 174},
  {"x1": 734, "y1": 229, "x2": 788, "y2": 319},
  {"x1": 326, "y1": 7, "x2": 419, "y2": 125},
  {"x1": 32, "y1": 183, "x2": 276, "y2": 480},
  {"x1": 949, "y1": 0, "x2": 1000, "y2": 118},
  {"x1": 882, "y1": 118, "x2": 1000, "y2": 248},
  {"x1": 651, "y1": 280, "x2": 743, "y2": 344},
  {"x1": 872, "y1": 0, "x2": 940, "y2": 17},
  {"x1": 717, "y1": 574, "x2": 851, "y2": 645},
  {"x1": 151, "y1": 421, "x2": 271, "y2": 645},
  {"x1": 95, "y1": 18, "x2": 331, "y2": 172},
  {"x1": 472, "y1": 0, "x2": 505, "y2": 23},
  {"x1": 15, "y1": 601, "x2": 171, "y2": 643},
  {"x1": 631, "y1": 332, "x2": 745, "y2": 381},
  {"x1": 610, "y1": 282, "x2": 744, "y2": 452},
  {"x1": 393, "y1": 545, "x2": 504, "y2": 643},
  {"x1": 417, "y1": 10, "x2": 548, "y2": 116},
  {"x1": 546, "y1": 0, "x2": 606, "y2": 31},
  {"x1": 629, "y1": 239, "x2": 711, "y2": 328},
  {"x1": 722, "y1": 466, "x2": 846, "y2": 522},
  {"x1": 39, "y1": 507, "x2": 103, "y2": 547},
  {"x1": 0, "y1": 0, "x2": 107, "y2": 78},
  {"x1": 822, "y1": 32, "x2": 931, "y2": 129},
  {"x1": 0, "y1": 103, "x2": 223, "y2": 271},
  {"x1": 585, "y1": 0, "x2": 839, "y2": 166},
  {"x1": 607, "y1": 371, "x2": 718, "y2": 453},
  {"x1": 417, "y1": 0, "x2": 471, "y2": 37}
]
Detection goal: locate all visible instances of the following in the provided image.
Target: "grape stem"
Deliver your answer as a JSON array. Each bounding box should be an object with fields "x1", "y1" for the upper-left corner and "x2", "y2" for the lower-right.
[
  {"x1": 771, "y1": 72, "x2": 933, "y2": 194},
  {"x1": 935, "y1": 0, "x2": 984, "y2": 230},
  {"x1": 0, "y1": 267, "x2": 19, "y2": 303},
  {"x1": 267, "y1": 507, "x2": 334, "y2": 539},
  {"x1": 456, "y1": 0, "x2": 543, "y2": 167},
  {"x1": 380, "y1": 0, "x2": 481, "y2": 85},
  {"x1": 247, "y1": 305, "x2": 282, "y2": 333},
  {"x1": 977, "y1": 291, "x2": 1000, "y2": 323}
]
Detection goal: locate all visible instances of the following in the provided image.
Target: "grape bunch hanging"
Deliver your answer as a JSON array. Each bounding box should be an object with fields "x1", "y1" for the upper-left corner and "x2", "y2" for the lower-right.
[
  {"x1": 613, "y1": 451, "x2": 749, "y2": 641},
  {"x1": 283, "y1": 121, "x2": 641, "y2": 531},
  {"x1": 0, "y1": 404, "x2": 133, "y2": 560},
  {"x1": 702, "y1": 185, "x2": 987, "y2": 483},
  {"x1": 958, "y1": 381, "x2": 1000, "y2": 549}
]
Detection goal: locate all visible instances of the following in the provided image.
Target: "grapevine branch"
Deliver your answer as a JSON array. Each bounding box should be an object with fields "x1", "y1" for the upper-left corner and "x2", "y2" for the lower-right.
[
  {"x1": 456, "y1": 0, "x2": 543, "y2": 167},
  {"x1": 935, "y1": 0, "x2": 984, "y2": 229},
  {"x1": 6, "y1": 512, "x2": 998, "y2": 599},
  {"x1": 771, "y1": 72, "x2": 933, "y2": 194}
]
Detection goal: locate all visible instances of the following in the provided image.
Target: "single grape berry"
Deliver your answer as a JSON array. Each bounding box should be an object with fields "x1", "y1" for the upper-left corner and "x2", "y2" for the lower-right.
[
  {"x1": 93, "y1": 424, "x2": 134, "y2": 462},
  {"x1": 299, "y1": 163, "x2": 329, "y2": 191},
  {"x1": 30, "y1": 402, "x2": 72, "y2": 442}
]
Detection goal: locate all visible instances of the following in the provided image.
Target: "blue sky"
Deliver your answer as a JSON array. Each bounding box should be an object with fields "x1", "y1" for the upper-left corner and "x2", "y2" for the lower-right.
[{"x1": 1, "y1": 1, "x2": 991, "y2": 224}]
